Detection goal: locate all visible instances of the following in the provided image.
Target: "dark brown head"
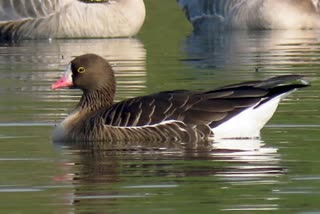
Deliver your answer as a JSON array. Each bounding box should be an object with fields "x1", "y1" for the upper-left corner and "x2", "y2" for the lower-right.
[{"x1": 52, "y1": 54, "x2": 115, "y2": 93}]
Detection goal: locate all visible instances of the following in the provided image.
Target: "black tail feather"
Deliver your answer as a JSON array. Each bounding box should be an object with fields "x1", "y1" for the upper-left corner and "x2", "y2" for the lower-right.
[{"x1": 217, "y1": 75, "x2": 310, "y2": 90}]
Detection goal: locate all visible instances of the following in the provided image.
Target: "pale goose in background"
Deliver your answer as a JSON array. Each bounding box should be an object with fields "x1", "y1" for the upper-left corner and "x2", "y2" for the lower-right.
[
  {"x1": 178, "y1": 0, "x2": 320, "y2": 30},
  {"x1": 51, "y1": 54, "x2": 309, "y2": 143},
  {"x1": 0, "y1": 0, "x2": 145, "y2": 40}
]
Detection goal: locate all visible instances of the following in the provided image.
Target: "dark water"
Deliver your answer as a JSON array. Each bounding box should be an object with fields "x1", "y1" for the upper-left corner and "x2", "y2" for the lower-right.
[{"x1": 1, "y1": 2, "x2": 320, "y2": 213}]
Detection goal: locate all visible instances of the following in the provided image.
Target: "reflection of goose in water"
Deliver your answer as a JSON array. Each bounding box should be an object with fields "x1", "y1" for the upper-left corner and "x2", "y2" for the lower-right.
[
  {"x1": 0, "y1": 0, "x2": 145, "y2": 40},
  {"x1": 182, "y1": 30, "x2": 320, "y2": 71},
  {"x1": 178, "y1": 0, "x2": 320, "y2": 30},
  {"x1": 54, "y1": 138, "x2": 284, "y2": 211},
  {"x1": 211, "y1": 139, "x2": 285, "y2": 212},
  {"x1": 212, "y1": 139, "x2": 283, "y2": 182}
]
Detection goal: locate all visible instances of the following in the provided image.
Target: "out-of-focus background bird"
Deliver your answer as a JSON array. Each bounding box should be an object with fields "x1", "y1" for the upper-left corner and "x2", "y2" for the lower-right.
[{"x1": 0, "y1": 0, "x2": 145, "y2": 40}]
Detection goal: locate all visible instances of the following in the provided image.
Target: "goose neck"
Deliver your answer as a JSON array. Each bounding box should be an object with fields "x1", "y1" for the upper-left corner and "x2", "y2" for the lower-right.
[{"x1": 78, "y1": 87, "x2": 115, "y2": 112}]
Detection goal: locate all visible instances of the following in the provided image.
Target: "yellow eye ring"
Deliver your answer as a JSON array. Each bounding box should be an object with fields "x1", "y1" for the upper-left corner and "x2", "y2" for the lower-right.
[{"x1": 77, "y1": 66, "x2": 86, "y2": 73}]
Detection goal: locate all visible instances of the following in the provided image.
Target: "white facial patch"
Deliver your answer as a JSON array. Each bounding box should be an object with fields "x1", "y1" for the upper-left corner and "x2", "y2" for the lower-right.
[{"x1": 64, "y1": 63, "x2": 73, "y2": 83}]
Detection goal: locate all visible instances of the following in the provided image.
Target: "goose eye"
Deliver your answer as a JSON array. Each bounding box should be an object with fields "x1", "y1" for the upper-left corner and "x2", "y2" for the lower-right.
[{"x1": 77, "y1": 66, "x2": 86, "y2": 73}]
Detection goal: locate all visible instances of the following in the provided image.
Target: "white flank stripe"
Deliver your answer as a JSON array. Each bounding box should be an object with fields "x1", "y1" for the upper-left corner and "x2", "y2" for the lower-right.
[{"x1": 111, "y1": 120, "x2": 182, "y2": 129}]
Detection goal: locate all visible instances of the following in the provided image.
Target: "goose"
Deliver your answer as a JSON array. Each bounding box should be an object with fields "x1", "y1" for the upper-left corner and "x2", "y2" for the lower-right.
[
  {"x1": 51, "y1": 54, "x2": 309, "y2": 142},
  {"x1": 0, "y1": 0, "x2": 145, "y2": 40},
  {"x1": 178, "y1": 0, "x2": 320, "y2": 30}
]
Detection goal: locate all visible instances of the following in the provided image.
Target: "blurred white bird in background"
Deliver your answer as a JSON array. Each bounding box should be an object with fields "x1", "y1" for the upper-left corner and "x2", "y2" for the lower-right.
[
  {"x1": 0, "y1": 0, "x2": 145, "y2": 40},
  {"x1": 178, "y1": 0, "x2": 320, "y2": 30}
]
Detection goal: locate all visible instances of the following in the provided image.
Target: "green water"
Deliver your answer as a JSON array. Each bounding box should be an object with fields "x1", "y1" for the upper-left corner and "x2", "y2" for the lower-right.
[{"x1": 0, "y1": 0, "x2": 320, "y2": 213}]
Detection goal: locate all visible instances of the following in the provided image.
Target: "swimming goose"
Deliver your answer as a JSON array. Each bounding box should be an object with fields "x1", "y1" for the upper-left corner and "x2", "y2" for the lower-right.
[
  {"x1": 0, "y1": 0, "x2": 145, "y2": 40},
  {"x1": 51, "y1": 54, "x2": 309, "y2": 142},
  {"x1": 178, "y1": 0, "x2": 320, "y2": 30}
]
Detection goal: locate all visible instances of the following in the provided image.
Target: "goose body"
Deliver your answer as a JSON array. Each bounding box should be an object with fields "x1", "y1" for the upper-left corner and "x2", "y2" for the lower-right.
[
  {"x1": 51, "y1": 54, "x2": 309, "y2": 143},
  {"x1": 0, "y1": 0, "x2": 145, "y2": 40},
  {"x1": 178, "y1": 0, "x2": 320, "y2": 30}
]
